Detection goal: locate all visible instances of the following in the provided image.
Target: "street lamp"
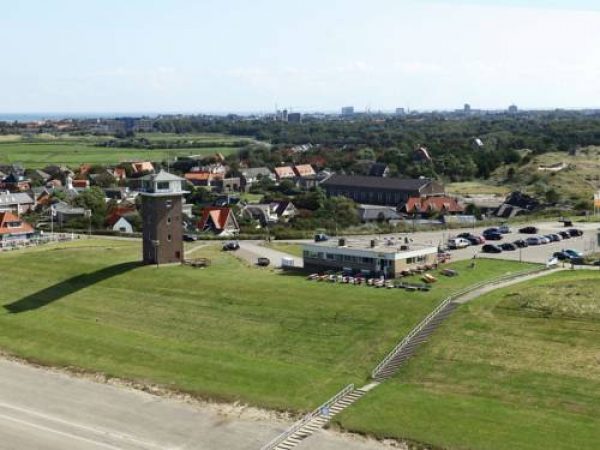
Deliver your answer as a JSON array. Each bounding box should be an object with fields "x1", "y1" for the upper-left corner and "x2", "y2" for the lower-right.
[
  {"x1": 84, "y1": 209, "x2": 92, "y2": 238},
  {"x1": 151, "y1": 239, "x2": 160, "y2": 269}
]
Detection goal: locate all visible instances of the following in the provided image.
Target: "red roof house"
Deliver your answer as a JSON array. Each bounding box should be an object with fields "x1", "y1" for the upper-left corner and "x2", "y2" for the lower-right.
[
  {"x1": 404, "y1": 196, "x2": 464, "y2": 215},
  {"x1": 293, "y1": 164, "x2": 316, "y2": 177},
  {"x1": 0, "y1": 212, "x2": 35, "y2": 245},
  {"x1": 274, "y1": 166, "x2": 296, "y2": 180},
  {"x1": 197, "y1": 207, "x2": 239, "y2": 236}
]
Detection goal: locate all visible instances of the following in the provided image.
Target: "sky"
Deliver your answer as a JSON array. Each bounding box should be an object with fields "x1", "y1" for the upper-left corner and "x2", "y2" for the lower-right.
[{"x1": 2, "y1": 0, "x2": 600, "y2": 114}]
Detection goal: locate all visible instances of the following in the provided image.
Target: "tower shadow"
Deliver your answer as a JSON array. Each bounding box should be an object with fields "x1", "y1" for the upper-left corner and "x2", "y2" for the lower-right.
[{"x1": 4, "y1": 261, "x2": 140, "y2": 314}]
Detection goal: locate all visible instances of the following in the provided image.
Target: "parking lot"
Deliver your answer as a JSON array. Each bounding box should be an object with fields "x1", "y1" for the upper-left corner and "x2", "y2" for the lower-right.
[{"x1": 400, "y1": 221, "x2": 599, "y2": 265}]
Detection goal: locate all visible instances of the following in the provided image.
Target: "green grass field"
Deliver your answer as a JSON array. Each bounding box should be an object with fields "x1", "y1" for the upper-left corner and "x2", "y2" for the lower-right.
[
  {"x1": 263, "y1": 242, "x2": 303, "y2": 257},
  {"x1": 338, "y1": 270, "x2": 600, "y2": 450},
  {"x1": 0, "y1": 240, "x2": 531, "y2": 413},
  {"x1": 0, "y1": 133, "x2": 245, "y2": 167}
]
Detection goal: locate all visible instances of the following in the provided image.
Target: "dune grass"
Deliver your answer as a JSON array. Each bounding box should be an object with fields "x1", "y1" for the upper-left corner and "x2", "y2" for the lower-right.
[{"x1": 337, "y1": 270, "x2": 600, "y2": 450}]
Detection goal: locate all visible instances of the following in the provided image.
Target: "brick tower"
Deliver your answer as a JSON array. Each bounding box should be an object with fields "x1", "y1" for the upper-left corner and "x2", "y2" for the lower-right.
[{"x1": 140, "y1": 170, "x2": 188, "y2": 265}]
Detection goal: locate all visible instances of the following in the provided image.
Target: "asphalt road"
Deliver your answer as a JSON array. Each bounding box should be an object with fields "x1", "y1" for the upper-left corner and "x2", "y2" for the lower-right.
[{"x1": 0, "y1": 359, "x2": 387, "y2": 450}]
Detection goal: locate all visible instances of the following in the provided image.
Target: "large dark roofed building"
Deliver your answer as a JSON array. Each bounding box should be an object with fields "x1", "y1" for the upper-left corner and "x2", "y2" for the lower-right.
[{"x1": 321, "y1": 174, "x2": 444, "y2": 206}]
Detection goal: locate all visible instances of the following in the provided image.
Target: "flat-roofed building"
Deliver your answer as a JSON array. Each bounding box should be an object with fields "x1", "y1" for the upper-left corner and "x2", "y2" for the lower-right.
[{"x1": 302, "y1": 238, "x2": 438, "y2": 278}]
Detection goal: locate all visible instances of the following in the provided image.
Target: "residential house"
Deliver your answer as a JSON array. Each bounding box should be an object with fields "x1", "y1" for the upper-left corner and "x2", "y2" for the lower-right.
[
  {"x1": 72, "y1": 179, "x2": 90, "y2": 190},
  {"x1": 274, "y1": 166, "x2": 296, "y2": 181},
  {"x1": 1, "y1": 173, "x2": 31, "y2": 192},
  {"x1": 241, "y1": 201, "x2": 296, "y2": 226},
  {"x1": 240, "y1": 167, "x2": 274, "y2": 191},
  {"x1": 111, "y1": 216, "x2": 134, "y2": 234},
  {"x1": 358, "y1": 205, "x2": 401, "y2": 223},
  {"x1": 214, "y1": 177, "x2": 241, "y2": 193},
  {"x1": 184, "y1": 172, "x2": 223, "y2": 188},
  {"x1": 368, "y1": 163, "x2": 390, "y2": 177},
  {"x1": 112, "y1": 167, "x2": 127, "y2": 181},
  {"x1": 198, "y1": 207, "x2": 239, "y2": 236},
  {"x1": 321, "y1": 175, "x2": 445, "y2": 207},
  {"x1": 414, "y1": 146, "x2": 432, "y2": 162},
  {"x1": 293, "y1": 164, "x2": 316, "y2": 178},
  {"x1": 52, "y1": 201, "x2": 86, "y2": 226},
  {"x1": 403, "y1": 196, "x2": 464, "y2": 216},
  {"x1": 0, "y1": 212, "x2": 35, "y2": 247},
  {"x1": 131, "y1": 161, "x2": 154, "y2": 175},
  {"x1": 0, "y1": 191, "x2": 34, "y2": 214}
]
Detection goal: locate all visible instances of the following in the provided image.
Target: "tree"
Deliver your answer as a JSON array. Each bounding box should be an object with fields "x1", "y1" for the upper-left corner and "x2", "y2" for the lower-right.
[{"x1": 73, "y1": 187, "x2": 107, "y2": 228}]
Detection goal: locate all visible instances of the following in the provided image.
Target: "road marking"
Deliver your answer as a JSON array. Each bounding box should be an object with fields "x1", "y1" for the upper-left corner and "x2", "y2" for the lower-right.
[
  {"x1": 0, "y1": 400, "x2": 162, "y2": 449},
  {"x1": 0, "y1": 413, "x2": 124, "y2": 450}
]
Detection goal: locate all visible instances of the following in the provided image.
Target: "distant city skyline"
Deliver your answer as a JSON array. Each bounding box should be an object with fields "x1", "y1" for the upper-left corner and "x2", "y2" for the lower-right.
[{"x1": 2, "y1": 0, "x2": 600, "y2": 114}]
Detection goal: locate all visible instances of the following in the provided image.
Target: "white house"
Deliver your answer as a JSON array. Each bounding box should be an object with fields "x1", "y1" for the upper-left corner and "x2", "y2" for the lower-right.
[{"x1": 112, "y1": 217, "x2": 134, "y2": 234}]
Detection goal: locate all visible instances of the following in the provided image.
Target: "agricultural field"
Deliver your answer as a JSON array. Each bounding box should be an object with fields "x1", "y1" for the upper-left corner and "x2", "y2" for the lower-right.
[
  {"x1": 338, "y1": 270, "x2": 600, "y2": 450},
  {"x1": 0, "y1": 240, "x2": 531, "y2": 412},
  {"x1": 0, "y1": 133, "x2": 247, "y2": 167}
]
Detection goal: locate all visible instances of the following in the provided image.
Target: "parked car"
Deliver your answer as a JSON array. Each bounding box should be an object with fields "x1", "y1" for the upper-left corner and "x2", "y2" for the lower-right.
[
  {"x1": 448, "y1": 237, "x2": 471, "y2": 249},
  {"x1": 482, "y1": 244, "x2": 502, "y2": 253},
  {"x1": 314, "y1": 233, "x2": 330, "y2": 242},
  {"x1": 564, "y1": 249, "x2": 583, "y2": 258},
  {"x1": 568, "y1": 228, "x2": 584, "y2": 237},
  {"x1": 519, "y1": 226, "x2": 538, "y2": 234},
  {"x1": 257, "y1": 257, "x2": 270, "y2": 266},
  {"x1": 548, "y1": 233, "x2": 562, "y2": 242},
  {"x1": 554, "y1": 251, "x2": 584, "y2": 264},
  {"x1": 500, "y1": 242, "x2": 517, "y2": 251},
  {"x1": 483, "y1": 230, "x2": 503, "y2": 240},
  {"x1": 484, "y1": 227, "x2": 500, "y2": 234},
  {"x1": 539, "y1": 236, "x2": 551, "y2": 244},
  {"x1": 559, "y1": 231, "x2": 571, "y2": 239},
  {"x1": 222, "y1": 241, "x2": 240, "y2": 251},
  {"x1": 457, "y1": 233, "x2": 485, "y2": 244},
  {"x1": 526, "y1": 236, "x2": 542, "y2": 246},
  {"x1": 498, "y1": 224, "x2": 512, "y2": 234},
  {"x1": 513, "y1": 239, "x2": 529, "y2": 248},
  {"x1": 183, "y1": 234, "x2": 198, "y2": 242}
]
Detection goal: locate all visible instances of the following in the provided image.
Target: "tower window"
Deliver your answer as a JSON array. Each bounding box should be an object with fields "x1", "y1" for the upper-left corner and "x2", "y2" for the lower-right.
[
  {"x1": 167, "y1": 234, "x2": 172, "y2": 242},
  {"x1": 165, "y1": 200, "x2": 173, "y2": 208},
  {"x1": 167, "y1": 217, "x2": 172, "y2": 225}
]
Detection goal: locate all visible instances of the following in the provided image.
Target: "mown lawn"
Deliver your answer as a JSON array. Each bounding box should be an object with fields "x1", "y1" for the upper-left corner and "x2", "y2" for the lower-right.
[
  {"x1": 0, "y1": 240, "x2": 532, "y2": 412},
  {"x1": 337, "y1": 270, "x2": 600, "y2": 450},
  {"x1": 264, "y1": 242, "x2": 304, "y2": 257}
]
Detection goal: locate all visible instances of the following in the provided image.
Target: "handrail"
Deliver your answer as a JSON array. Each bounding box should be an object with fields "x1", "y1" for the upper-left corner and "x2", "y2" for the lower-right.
[
  {"x1": 371, "y1": 265, "x2": 549, "y2": 378},
  {"x1": 260, "y1": 384, "x2": 354, "y2": 450}
]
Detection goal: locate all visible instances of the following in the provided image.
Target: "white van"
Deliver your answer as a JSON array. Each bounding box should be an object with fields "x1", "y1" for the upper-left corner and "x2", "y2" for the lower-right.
[{"x1": 447, "y1": 237, "x2": 470, "y2": 249}]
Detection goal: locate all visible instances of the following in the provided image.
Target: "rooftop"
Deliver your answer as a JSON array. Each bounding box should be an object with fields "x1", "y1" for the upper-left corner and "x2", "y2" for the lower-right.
[
  {"x1": 304, "y1": 237, "x2": 437, "y2": 255},
  {"x1": 321, "y1": 174, "x2": 435, "y2": 191}
]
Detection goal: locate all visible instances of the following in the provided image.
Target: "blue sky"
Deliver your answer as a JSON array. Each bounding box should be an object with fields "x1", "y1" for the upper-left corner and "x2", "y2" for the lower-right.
[{"x1": 2, "y1": 0, "x2": 600, "y2": 113}]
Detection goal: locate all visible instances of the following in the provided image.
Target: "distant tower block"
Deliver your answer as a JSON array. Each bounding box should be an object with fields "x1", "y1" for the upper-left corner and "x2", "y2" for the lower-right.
[{"x1": 140, "y1": 170, "x2": 188, "y2": 265}]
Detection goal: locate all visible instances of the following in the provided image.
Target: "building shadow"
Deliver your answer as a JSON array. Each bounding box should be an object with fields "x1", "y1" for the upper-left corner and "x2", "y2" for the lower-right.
[{"x1": 4, "y1": 261, "x2": 140, "y2": 314}]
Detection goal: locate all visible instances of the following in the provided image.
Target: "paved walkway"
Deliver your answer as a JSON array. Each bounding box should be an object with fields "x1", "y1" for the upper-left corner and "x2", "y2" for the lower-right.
[
  {"x1": 237, "y1": 241, "x2": 303, "y2": 268},
  {"x1": 0, "y1": 359, "x2": 389, "y2": 450}
]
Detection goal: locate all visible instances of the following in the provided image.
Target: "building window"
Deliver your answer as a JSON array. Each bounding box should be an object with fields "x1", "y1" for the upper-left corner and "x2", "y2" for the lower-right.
[
  {"x1": 165, "y1": 200, "x2": 173, "y2": 208},
  {"x1": 167, "y1": 217, "x2": 172, "y2": 225},
  {"x1": 157, "y1": 181, "x2": 170, "y2": 190},
  {"x1": 167, "y1": 234, "x2": 172, "y2": 242}
]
